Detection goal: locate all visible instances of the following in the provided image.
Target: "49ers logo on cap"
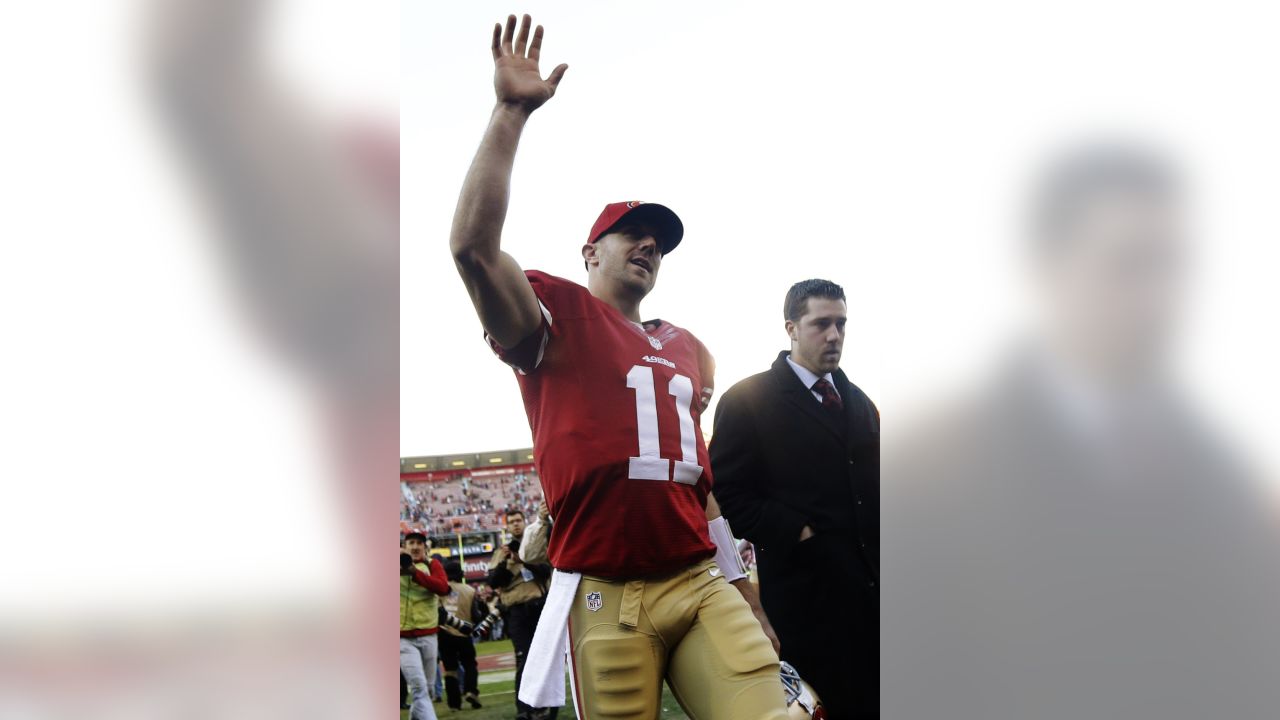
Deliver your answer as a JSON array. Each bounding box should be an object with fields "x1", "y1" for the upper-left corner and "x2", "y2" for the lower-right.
[{"x1": 587, "y1": 201, "x2": 685, "y2": 254}]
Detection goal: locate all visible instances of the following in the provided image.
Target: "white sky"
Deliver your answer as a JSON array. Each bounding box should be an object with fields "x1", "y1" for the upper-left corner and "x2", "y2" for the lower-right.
[
  {"x1": 404, "y1": 0, "x2": 1280, "y2": 486},
  {"x1": 403, "y1": 1, "x2": 900, "y2": 456}
]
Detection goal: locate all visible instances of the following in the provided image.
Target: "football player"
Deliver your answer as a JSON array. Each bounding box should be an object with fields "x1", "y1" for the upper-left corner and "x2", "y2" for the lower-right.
[{"x1": 447, "y1": 13, "x2": 787, "y2": 720}]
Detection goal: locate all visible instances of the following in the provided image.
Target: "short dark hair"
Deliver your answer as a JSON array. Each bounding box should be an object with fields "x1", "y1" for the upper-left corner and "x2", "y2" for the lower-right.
[
  {"x1": 784, "y1": 279, "x2": 846, "y2": 322},
  {"x1": 443, "y1": 559, "x2": 464, "y2": 583},
  {"x1": 506, "y1": 509, "x2": 525, "y2": 520}
]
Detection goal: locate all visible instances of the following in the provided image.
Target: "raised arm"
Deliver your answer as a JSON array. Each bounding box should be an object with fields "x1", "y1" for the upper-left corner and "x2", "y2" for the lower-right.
[
  {"x1": 412, "y1": 556, "x2": 451, "y2": 596},
  {"x1": 450, "y1": 14, "x2": 569, "y2": 349},
  {"x1": 517, "y1": 503, "x2": 551, "y2": 565}
]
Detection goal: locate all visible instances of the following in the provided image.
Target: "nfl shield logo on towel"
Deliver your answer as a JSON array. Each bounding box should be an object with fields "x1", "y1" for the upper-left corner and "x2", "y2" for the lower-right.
[{"x1": 586, "y1": 591, "x2": 603, "y2": 612}]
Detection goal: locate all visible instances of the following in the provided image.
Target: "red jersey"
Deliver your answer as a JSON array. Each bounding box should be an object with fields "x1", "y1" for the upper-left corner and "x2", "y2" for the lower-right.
[{"x1": 490, "y1": 271, "x2": 716, "y2": 578}]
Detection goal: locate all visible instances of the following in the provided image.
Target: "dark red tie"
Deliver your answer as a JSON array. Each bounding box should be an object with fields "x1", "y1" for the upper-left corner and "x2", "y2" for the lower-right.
[{"x1": 812, "y1": 378, "x2": 844, "y2": 413}]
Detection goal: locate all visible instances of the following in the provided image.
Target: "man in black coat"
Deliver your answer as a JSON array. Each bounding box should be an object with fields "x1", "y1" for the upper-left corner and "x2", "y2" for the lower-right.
[{"x1": 710, "y1": 279, "x2": 879, "y2": 720}]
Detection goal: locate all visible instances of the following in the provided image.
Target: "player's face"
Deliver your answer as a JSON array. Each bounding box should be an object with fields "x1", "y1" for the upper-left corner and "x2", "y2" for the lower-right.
[
  {"x1": 405, "y1": 537, "x2": 428, "y2": 561},
  {"x1": 507, "y1": 513, "x2": 526, "y2": 538},
  {"x1": 787, "y1": 298, "x2": 848, "y2": 375},
  {"x1": 587, "y1": 222, "x2": 664, "y2": 296}
]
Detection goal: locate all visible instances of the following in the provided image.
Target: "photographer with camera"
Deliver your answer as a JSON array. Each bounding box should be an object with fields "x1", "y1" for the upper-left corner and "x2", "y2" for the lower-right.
[
  {"x1": 438, "y1": 560, "x2": 487, "y2": 710},
  {"x1": 400, "y1": 532, "x2": 450, "y2": 720},
  {"x1": 488, "y1": 509, "x2": 554, "y2": 720}
]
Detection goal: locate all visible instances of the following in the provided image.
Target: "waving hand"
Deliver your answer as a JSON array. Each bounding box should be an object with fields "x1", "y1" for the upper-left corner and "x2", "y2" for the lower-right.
[{"x1": 491, "y1": 14, "x2": 569, "y2": 113}]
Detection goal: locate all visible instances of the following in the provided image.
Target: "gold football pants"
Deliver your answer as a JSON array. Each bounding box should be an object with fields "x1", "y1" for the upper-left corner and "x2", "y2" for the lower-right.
[{"x1": 567, "y1": 557, "x2": 787, "y2": 720}]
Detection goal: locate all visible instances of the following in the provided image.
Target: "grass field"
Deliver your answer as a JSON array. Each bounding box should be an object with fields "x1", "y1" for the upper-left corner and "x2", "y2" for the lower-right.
[{"x1": 402, "y1": 639, "x2": 692, "y2": 720}]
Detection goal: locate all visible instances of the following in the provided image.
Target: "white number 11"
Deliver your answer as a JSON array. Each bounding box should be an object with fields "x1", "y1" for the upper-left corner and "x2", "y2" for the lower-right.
[{"x1": 626, "y1": 365, "x2": 703, "y2": 484}]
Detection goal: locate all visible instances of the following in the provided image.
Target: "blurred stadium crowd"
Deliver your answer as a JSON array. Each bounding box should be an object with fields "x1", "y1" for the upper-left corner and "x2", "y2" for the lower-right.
[{"x1": 401, "y1": 468, "x2": 547, "y2": 535}]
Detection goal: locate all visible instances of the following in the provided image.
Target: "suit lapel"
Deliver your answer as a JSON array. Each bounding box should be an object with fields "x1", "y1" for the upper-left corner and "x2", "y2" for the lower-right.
[
  {"x1": 834, "y1": 369, "x2": 872, "y2": 436},
  {"x1": 771, "y1": 353, "x2": 847, "y2": 445}
]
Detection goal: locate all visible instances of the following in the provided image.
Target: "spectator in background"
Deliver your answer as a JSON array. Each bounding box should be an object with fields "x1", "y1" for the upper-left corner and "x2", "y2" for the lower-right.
[
  {"x1": 400, "y1": 535, "x2": 412, "y2": 711},
  {"x1": 488, "y1": 509, "x2": 554, "y2": 720},
  {"x1": 400, "y1": 532, "x2": 450, "y2": 720},
  {"x1": 517, "y1": 501, "x2": 552, "y2": 566},
  {"x1": 439, "y1": 560, "x2": 485, "y2": 711},
  {"x1": 401, "y1": 670, "x2": 409, "y2": 711}
]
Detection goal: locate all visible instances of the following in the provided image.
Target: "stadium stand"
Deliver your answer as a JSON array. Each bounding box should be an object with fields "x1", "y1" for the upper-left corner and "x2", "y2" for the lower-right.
[{"x1": 400, "y1": 452, "x2": 545, "y2": 536}]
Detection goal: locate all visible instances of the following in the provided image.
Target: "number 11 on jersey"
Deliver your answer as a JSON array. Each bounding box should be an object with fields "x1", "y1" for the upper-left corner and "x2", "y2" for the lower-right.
[{"x1": 626, "y1": 365, "x2": 703, "y2": 484}]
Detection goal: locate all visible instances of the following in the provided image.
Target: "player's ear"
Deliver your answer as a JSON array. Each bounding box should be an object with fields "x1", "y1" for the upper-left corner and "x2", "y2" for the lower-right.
[
  {"x1": 784, "y1": 319, "x2": 798, "y2": 342},
  {"x1": 582, "y1": 243, "x2": 598, "y2": 272}
]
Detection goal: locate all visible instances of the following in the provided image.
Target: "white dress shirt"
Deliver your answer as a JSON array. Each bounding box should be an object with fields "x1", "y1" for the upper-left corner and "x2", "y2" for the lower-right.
[{"x1": 786, "y1": 353, "x2": 840, "y2": 405}]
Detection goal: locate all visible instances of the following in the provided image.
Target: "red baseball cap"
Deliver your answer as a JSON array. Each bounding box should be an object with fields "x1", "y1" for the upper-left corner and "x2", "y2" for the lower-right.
[{"x1": 587, "y1": 201, "x2": 684, "y2": 254}]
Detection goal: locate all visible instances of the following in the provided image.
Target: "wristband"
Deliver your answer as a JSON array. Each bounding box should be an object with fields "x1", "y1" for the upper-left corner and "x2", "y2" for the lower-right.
[{"x1": 708, "y1": 516, "x2": 748, "y2": 583}]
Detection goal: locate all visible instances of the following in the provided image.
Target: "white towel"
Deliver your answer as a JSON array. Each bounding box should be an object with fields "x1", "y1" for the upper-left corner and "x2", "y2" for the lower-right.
[{"x1": 517, "y1": 569, "x2": 580, "y2": 707}]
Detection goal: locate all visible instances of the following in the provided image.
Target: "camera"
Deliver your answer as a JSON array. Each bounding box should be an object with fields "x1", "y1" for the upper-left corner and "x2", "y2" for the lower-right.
[{"x1": 400, "y1": 552, "x2": 414, "y2": 571}]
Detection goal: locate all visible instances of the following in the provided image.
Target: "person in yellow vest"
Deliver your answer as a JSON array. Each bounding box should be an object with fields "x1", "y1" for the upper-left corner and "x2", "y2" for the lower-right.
[
  {"x1": 439, "y1": 559, "x2": 486, "y2": 710},
  {"x1": 400, "y1": 532, "x2": 450, "y2": 720}
]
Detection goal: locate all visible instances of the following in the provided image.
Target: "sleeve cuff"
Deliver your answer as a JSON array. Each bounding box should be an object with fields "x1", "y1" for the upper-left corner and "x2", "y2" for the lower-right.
[{"x1": 486, "y1": 300, "x2": 553, "y2": 375}]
